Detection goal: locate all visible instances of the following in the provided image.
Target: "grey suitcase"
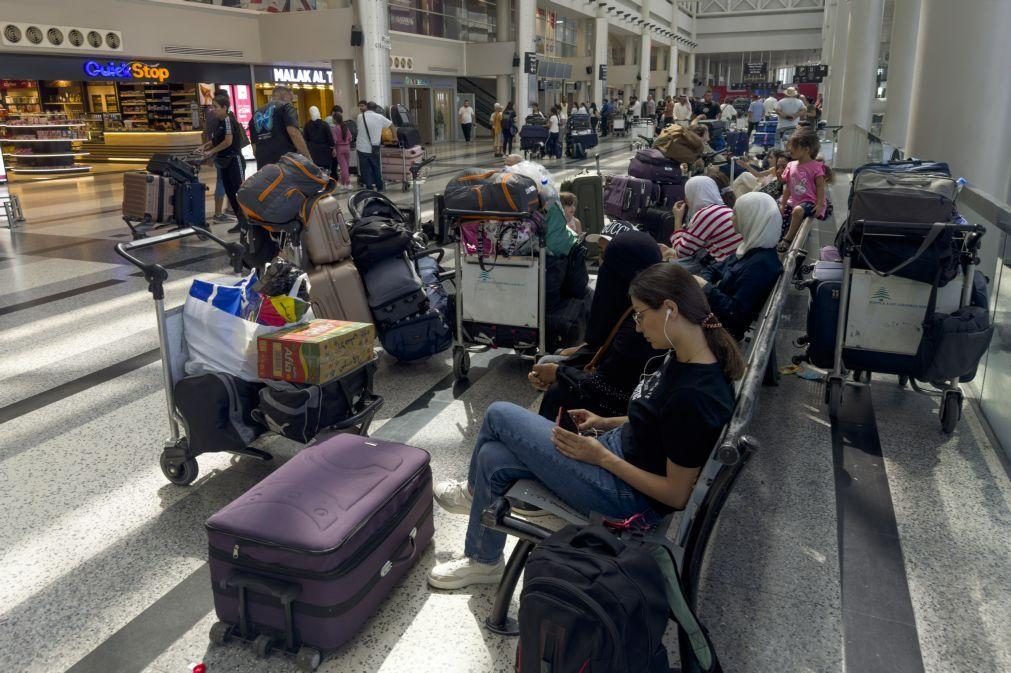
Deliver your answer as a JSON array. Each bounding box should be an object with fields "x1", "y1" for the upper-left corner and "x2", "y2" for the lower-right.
[
  {"x1": 362, "y1": 253, "x2": 427, "y2": 328},
  {"x1": 303, "y1": 193, "x2": 352, "y2": 265},
  {"x1": 308, "y1": 260, "x2": 374, "y2": 324}
]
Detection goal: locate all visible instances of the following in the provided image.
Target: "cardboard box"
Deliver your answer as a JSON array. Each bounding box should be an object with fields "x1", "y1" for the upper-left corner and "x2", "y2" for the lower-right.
[{"x1": 258, "y1": 320, "x2": 375, "y2": 384}]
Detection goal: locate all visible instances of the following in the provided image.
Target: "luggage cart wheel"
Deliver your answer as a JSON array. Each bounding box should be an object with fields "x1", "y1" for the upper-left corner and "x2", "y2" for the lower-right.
[
  {"x1": 296, "y1": 646, "x2": 322, "y2": 672},
  {"x1": 940, "y1": 391, "x2": 962, "y2": 435},
  {"x1": 209, "y1": 621, "x2": 233, "y2": 646},
  {"x1": 160, "y1": 452, "x2": 199, "y2": 486},
  {"x1": 826, "y1": 377, "x2": 844, "y2": 418},
  {"x1": 253, "y1": 634, "x2": 273, "y2": 659},
  {"x1": 402, "y1": 180, "x2": 410, "y2": 193},
  {"x1": 453, "y1": 348, "x2": 471, "y2": 381}
]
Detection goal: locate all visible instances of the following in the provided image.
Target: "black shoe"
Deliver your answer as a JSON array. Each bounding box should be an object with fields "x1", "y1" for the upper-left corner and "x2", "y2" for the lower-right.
[{"x1": 227, "y1": 224, "x2": 242, "y2": 234}]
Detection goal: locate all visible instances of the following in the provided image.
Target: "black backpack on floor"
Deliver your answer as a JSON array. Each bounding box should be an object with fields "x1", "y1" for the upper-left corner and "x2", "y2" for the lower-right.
[{"x1": 518, "y1": 523, "x2": 722, "y2": 673}]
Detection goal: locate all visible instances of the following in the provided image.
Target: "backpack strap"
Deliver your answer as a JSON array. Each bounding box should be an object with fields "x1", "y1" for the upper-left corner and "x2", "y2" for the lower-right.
[{"x1": 584, "y1": 307, "x2": 633, "y2": 374}]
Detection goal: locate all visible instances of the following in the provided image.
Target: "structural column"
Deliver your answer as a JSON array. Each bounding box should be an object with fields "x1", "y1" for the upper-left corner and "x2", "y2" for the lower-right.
[
  {"x1": 496, "y1": 0, "x2": 512, "y2": 105},
  {"x1": 826, "y1": 0, "x2": 850, "y2": 126},
  {"x1": 355, "y1": 0, "x2": 391, "y2": 108},
  {"x1": 623, "y1": 38, "x2": 636, "y2": 101},
  {"x1": 638, "y1": 0, "x2": 652, "y2": 103},
  {"x1": 330, "y1": 59, "x2": 356, "y2": 110},
  {"x1": 836, "y1": 0, "x2": 884, "y2": 169},
  {"x1": 668, "y1": 45, "x2": 678, "y2": 97},
  {"x1": 881, "y1": 0, "x2": 921, "y2": 148},
  {"x1": 592, "y1": 8, "x2": 608, "y2": 108},
  {"x1": 515, "y1": 0, "x2": 536, "y2": 116},
  {"x1": 908, "y1": 0, "x2": 1011, "y2": 201},
  {"x1": 820, "y1": 0, "x2": 837, "y2": 104}
]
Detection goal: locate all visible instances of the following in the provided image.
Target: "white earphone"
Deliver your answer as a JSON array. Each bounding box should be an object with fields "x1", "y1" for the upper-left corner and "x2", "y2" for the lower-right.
[{"x1": 662, "y1": 307, "x2": 676, "y2": 350}]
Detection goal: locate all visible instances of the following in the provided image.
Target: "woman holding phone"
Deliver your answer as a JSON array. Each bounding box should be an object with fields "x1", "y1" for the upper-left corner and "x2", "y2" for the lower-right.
[{"x1": 427, "y1": 263, "x2": 742, "y2": 589}]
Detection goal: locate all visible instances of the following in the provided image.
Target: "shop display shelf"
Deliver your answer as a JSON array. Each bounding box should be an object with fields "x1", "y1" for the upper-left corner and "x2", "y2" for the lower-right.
[
  {"x1": 0, "y1": 137, "x2": 87, "y2": 143},
  {"x1": 0, "y1": 123, "x2": 86, "y2": 128},
  {"x1": 2, "y1": 151, "x2": 89, "y2": 158},
  {"x1": 10, "y1": 164, "x2": 92, "y2": 174}
]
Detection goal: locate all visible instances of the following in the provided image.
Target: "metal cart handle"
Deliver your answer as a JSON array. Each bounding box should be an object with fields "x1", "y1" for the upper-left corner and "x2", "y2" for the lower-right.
[
  {"x1": 114, "y1": 227, "x2": 245, "y2": 300},
  {"x1": 410, "y1": 155, "x2": 437, "y2": 179}
]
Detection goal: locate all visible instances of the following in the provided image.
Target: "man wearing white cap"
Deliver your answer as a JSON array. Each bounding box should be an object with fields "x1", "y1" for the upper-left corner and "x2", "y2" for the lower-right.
[{"x1": 775, "y1": 86, "x2": 807, "y2": 148}]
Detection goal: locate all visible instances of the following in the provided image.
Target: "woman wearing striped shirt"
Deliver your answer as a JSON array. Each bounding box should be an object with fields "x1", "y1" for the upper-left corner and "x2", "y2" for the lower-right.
[{"x1": 664, "y1": 176, "x2": 743, "y2": 264}]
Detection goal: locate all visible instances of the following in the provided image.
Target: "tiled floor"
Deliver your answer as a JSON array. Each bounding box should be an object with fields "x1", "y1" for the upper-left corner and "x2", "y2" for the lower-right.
[{"x1": 1, "y1": 141, "x2": 1008, "y2": 673}]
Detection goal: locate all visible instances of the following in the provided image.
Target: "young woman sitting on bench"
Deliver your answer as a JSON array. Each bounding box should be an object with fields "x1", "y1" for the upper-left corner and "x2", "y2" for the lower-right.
[{"x1": 427, "y1": 263, "x2": 744, "y2": 590}]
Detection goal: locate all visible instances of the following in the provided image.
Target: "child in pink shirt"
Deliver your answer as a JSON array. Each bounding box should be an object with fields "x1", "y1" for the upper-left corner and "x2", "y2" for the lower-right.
[{"x1": 779, "y1": 132, "x2": 833, "y2": 251}]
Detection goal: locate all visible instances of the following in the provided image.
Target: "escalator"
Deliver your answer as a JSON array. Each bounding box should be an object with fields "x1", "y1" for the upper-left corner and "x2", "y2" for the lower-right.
[{"x1": 457, "y1": 77, "x2": 496, "y2": 131}]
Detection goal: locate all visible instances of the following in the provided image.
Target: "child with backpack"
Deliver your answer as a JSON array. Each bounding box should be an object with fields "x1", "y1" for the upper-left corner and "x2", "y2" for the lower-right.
[{"x1": 778, "y1": 131, "x2": 834, "y2": 252}]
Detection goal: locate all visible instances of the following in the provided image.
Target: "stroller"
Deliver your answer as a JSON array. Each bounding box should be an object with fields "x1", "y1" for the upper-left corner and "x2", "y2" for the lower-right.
[{"x1": 565, "y1": 113, "x2": 598, "y2": 159}]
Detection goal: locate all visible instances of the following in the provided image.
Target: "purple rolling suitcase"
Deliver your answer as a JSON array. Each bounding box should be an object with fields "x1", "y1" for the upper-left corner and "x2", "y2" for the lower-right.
[
  {"x1": 604, "y1": 175, "x2": 656, "y2": 220},
  {"x1": 628, "y1": 148, "x2": 682, "y2": 184},
  {"x1": 205, "y1": 434, "x2": 434, "y2": 667}
]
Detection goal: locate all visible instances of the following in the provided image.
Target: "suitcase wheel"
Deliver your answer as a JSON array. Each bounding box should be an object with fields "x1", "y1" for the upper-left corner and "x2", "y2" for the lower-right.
[
  {"x1": 453, "y1": 347, "x2": 471, "y2": 381},
  {"x1": 253, "y1": 634, "x2": 273, "y2": 659},
  {"x1": 296, "y1": 646, "x2": 323, "y2": 672},
  {"x1": 160, "y1": 451, "x2": 198, "y2": 486},
  {"x1": 209, "y1": 621, "x2": 233, "y2": 646},
  {"x1": 940, "y1": 390, "x2": 963, "y2": 435}
]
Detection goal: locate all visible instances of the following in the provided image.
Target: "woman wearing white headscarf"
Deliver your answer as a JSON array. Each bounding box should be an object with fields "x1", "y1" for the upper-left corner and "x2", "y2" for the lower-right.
[
  {"x1": 694, "y1": 191, "x2": 784, "y2": 339},
  {"x1": 302, "y1": 105, "x2": 335, "y2": 172},
  {"x1": 666, "y1": 175, "x2": 742, "y2": 263}
]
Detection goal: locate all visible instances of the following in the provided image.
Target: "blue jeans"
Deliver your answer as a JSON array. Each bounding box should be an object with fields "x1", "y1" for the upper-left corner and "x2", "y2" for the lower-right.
[
  {"x1": 463, "y1": 401, "x2": 657, "y2": 564},
  {"x1": 357, "y1": 149, "x2": 384, "y2": 191},
  {"x1": 546, "y1": 132, "x2": 561, "y2": 158}
]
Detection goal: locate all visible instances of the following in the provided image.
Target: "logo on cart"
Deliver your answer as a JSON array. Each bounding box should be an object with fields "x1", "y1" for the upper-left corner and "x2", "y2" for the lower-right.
[{"x1": 871, "y1": 287, "x2": 892, "y2": 302}]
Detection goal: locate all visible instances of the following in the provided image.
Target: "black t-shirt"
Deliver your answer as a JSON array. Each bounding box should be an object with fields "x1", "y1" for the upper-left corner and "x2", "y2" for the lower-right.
[
  {"x1": 212, "y1": 113, "x2": 242, "y2": 161},
  {"x1": 693, "y1": 100, "x2": 720, "y2": 120},
  {"x1": 248, "y1": 101, "x2": 300, "y2": 166},
  {"x1": 620, "y1": 358, "x2": 735, "y2": 513}
]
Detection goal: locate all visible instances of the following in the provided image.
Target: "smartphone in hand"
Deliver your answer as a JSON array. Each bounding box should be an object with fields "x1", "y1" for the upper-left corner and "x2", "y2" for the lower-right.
[{"x1": 556, "y1": 408, "x2": 580, "y2": 433}]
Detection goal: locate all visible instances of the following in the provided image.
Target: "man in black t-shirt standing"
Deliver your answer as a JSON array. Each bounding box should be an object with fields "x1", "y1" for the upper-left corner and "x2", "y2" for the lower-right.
[
  {"x1": 691, "y1": 91, "x2": 720, "y2": 121},
  {"x1": 247, "y1": 85, "x2": 311, "y2": 168}
]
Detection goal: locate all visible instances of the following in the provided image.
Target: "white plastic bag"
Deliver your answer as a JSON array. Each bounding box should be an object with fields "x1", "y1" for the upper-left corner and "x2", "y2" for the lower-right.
[
  {"x1": 505, "y1": 160, "x2": 559, "y2": 208},
  {"x1": 183, "y1": 272, "x2": 309, "y2": 382}
]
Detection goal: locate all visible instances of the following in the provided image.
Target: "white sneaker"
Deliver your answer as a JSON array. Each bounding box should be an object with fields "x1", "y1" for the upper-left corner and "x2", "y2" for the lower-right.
[
  {"x1": 428, "y1": 556, "x2": 505, "y2": 590},
  {"x1": 433, "y1": 479, "x2": 473, "y2": 515}
]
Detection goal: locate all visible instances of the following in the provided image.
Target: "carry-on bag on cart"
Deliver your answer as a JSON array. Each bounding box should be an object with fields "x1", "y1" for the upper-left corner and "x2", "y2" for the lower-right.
[
  {"x1": 302, "y1": 193, "x2": 351, "y2": 265},
  {"x1": 559, "y1": 174, "x2": 605, "y2": 237},
  {"x1": 238, "y1": 164, "x2": 307, "y2": 224},
  {"x1": 123, "y1": 171, "x2": 175, "y2": 223},
  {"x1": 363, "y1": 253, "x2": 428, "y2": 327},
  {"x1": 308, "y1": 261, "x2": 373, "y2": 324},
  {"x1": 252, "y1": 358, "x2": 378, "y2": 443},
  {"x1": 726, "y1": 130, "x2": 749, "y2": 157},
  {"x1": 396, "y1": 127, "x2": 422, "y2": 148},
  {"x1": 175, "y1": 372, "x2": 265, "y2": 454},
  {"x1": 380, "y1": 308, "x2": 453, "y2": 362},
  {"x1": 652, "y1": 124, "x2": 703, "y2": 164},
  {"x1": 604, "y1": 175, "x2": 655, "y2": 220},
  {"x1": 205, "y1": 434, "x2": 434, "y2": 670},
  {"x1": 847, "y1": 169, "x2": 957, "y2": 229},
  {"x1": 174, "y1": 181, "x2": 207, "y2": 228},
  {"x1": 629, "y1": 148, "x2": 682, "y2": 183},
  {"x1": 444, "y1": 170, "x2": 541, "y2": 215},
  {"x1": 147, "y1": 153, "x2": 199, "y2": 183},
  {"x1": 390, "y1": 104, "x2": 412, "y2": 127},
  {"x1": 350, "y1": 219, "x2": 413, "y2": 272},
  {"x1": 803, "y1": 279, "x2": 841, "y2": 369},
  {"x1": 347, "y1": 189, "x2": 413, "y2": 225}
]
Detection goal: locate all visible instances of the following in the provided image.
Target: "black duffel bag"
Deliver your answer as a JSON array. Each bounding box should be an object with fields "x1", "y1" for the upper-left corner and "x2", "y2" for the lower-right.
[
  {"x1": 848, "y1": 220, "x2": 960, "y2": 287},
  {"x1": 252, "y1": 360, "x2": 377, "y2": 443},
  {"x1": 444, "y1": 170, "x2": 541, "y2": 215},
  {"x1": 350, "y1": 217, "x2": 413, "y2": 272},
  {"x1": 918, "y1": 306, "x2": 993, "y2": 384}
]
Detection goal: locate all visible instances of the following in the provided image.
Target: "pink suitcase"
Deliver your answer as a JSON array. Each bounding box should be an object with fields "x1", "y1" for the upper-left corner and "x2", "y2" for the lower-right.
[{"x1": 123, "y1": 171, "x2": 174, "y2": 223}]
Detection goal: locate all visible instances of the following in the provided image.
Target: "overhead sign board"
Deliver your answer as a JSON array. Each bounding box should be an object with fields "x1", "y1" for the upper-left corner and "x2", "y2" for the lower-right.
[
  {"x1": 271, "y1": 67, "x2": 333, "y2": 85},
  {"x1": 598, "y1": 64, "x2": 608, "y2": 81},
  {"x1": 744, "y1": 62, "x2": 767, "y2": 82},
  {"x1": 523, "y1": 52, "x2": 539, "y2": 75}
]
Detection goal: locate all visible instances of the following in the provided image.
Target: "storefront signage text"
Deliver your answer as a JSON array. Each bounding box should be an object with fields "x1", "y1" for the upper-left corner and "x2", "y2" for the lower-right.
[
  {"x1": 272, "y1": 67, "x2": 333, "y2": 85},
  {"x1": 403, "y1": 77, "x2": 429, "y2": 87},
  {"x1": 83, "y1": 61, "x2": 171, "y2": 83}
]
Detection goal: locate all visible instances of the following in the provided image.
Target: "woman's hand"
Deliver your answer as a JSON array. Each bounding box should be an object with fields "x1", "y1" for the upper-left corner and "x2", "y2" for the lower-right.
[
  {"x1": 777, "y1": 239, "x2": 792, "y2": 253},
  {"x1": 558, "y1": 345, "x2": 584, "y2": 357},
  {"x1": 551, "y1": 427, "x2": 611, "y2": 466},
  {"x1": 527, "y1": 362, "x2": 559, "y2": 391},
  {"x1": 567, "y1": 408, "x2": 606, "y2": 431}
]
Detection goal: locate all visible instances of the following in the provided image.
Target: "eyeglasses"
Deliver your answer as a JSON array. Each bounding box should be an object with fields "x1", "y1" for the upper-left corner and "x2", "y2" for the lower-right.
[{"x1": 632, "y1": 308, "x2": 648, "y2": 325}]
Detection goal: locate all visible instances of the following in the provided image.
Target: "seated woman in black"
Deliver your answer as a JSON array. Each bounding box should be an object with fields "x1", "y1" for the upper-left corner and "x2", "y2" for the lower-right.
[
  {"x1": 697, "y1": 191, "x2": 784, "y2": 340},
  {"x1": 529, "y1": 228, "x2": 665, "y2": 419},
  {"x1": 428, "y1": 262, "x2": 743, "y2": 589}
]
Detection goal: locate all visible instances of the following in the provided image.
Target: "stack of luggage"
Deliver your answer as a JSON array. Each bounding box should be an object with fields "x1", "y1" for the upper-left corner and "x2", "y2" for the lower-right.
[
  {"x1": 753, "y1": 118, "x2": 777, "y2": 148},
  {"x1": 338, "y1": 190, "x2": 453, "y2": 362},
  {"x1": 520, "y1": 114, "x2": 549, "y2": 159},
  {"x1": 565, "y1": 113, "x2": 597, "y2": 159},
  {"x1": 382, "y1": 104, "x2": 426, "y2": 190},
  {"x1": 122, "y1": 152, "x2": 206, "y2": 236},
  {"x1": 599, "y1": 147, "x2": 688, "y2": 245}
]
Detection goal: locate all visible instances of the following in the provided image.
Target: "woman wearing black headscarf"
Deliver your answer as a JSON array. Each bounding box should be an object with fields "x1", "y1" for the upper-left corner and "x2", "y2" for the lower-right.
[{"x1": 529, "y1": 230, "x2": 665, "y2": 419}]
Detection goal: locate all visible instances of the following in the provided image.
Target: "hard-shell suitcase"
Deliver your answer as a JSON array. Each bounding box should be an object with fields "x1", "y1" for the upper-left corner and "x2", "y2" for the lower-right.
[
  {"x1": 397, "y1": 127, "x2": 422, "y2": 148},
  {"x1": 302, "y1": 194, "x2": 351, "y2": 265},
  {"x1": 174, "y1": 181, "x2": 207, "y2": 227},
  {"x1": 123, "y1": 171, "x2": 174, "y2": 223},
  {"x1": 308, "y1": 260, "x2": 373, "y2": 324},
  {"x1": 380, "y1": 308, "x2": 453, "y2": 362},
  {"x1": 804, "y1": 279, "x2": 840, "y2": 369},
  {"x1": 604, "y1": 175, "x2": 655, "y2": 220},
  {"x1": 380, "y1": 146, "x2": 424, "y2": 161},
  {"x1": 362, "y1": 253, "x2": 428, "y2": 328},
  {"x1": 560, "y1": 174, "x2": 604, "y2": 236},
  {"x1": 205, "y1": 434, "x2": 434, "y2": 658}
]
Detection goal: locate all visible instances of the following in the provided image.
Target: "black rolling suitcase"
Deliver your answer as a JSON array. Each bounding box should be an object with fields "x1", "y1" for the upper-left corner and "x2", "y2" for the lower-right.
[
  {"x1": 639, "y1": 206, "x2": 675, "y2": 245},
  {"x1": 804, "y1": 280, "x2": 840, "y2": 368},
  {"x1": 390, "y1": 104, "x2": 412, "y2": 127}
]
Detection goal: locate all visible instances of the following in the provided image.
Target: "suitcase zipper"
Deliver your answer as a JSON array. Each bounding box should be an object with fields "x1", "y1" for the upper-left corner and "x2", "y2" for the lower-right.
[{"x1": 211, "y1": 487, "x2": 431, "y2": 580}]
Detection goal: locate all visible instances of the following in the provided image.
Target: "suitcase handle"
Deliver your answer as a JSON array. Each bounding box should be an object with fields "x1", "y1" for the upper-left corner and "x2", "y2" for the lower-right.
[
  {"x1": 327, "y1": 393, "x2": 384, "y2": 434},
  {"x1": 115, "y1": 227, "x2": 245, "y2": 300},
  {"x1": 224, "y1": 571, "x2": 301, "y2": 604}
]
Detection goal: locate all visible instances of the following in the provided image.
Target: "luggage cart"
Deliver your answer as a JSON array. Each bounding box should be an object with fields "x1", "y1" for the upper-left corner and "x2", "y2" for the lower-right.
[
  {"x1": 381, "y1": 145, "x2": 429, "y2": 193},
  {"x1": 442, "y1": 209, "x2": 547, "y2": 381},
  {"x1": 113, "y1": 228, "x2": 383, "y2": 485},
  {"x1": 1, "y1": 193, "x2": 25, "y2": 229},
  {"x1": 824, "y1": 219, "x2": 986, "y2": 433},
  {"x1": 610, "y1": 116, "x2": 627, "y2": 137}
]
